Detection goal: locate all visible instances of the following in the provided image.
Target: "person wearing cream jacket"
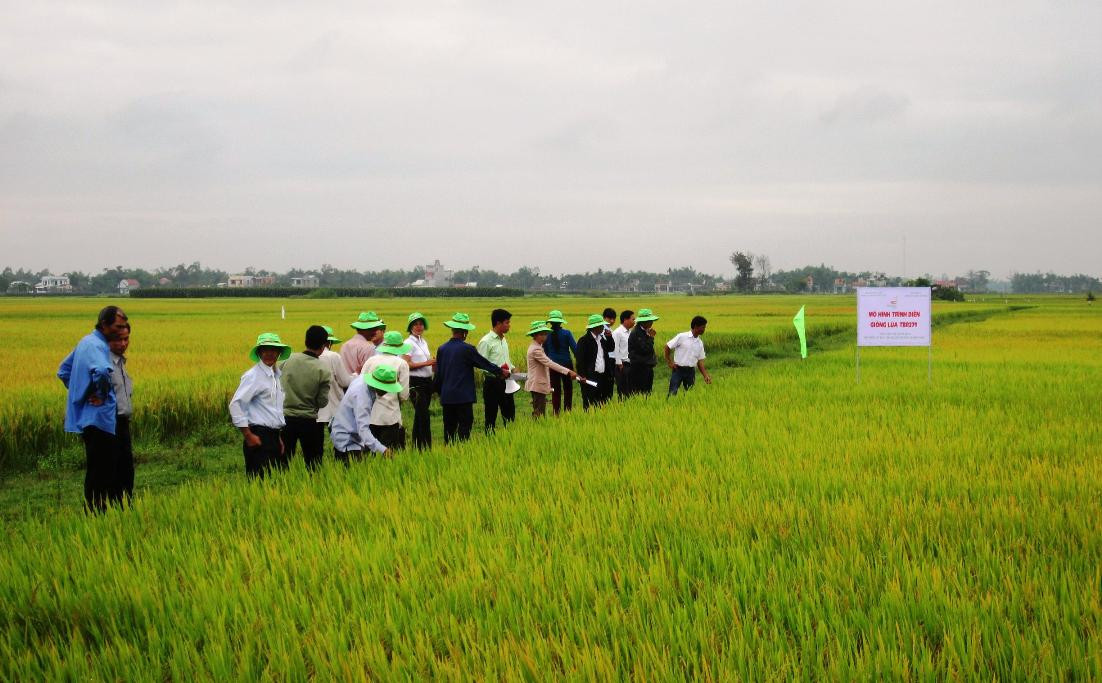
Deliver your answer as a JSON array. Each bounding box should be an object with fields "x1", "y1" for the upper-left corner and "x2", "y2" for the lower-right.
[{"x1": 523, "y1": 320, "x2": 579, "y2": 418}]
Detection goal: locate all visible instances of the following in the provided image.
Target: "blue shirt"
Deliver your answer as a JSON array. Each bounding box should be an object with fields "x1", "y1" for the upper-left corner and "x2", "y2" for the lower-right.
[
  {"x1": 542, "y1": 328, "x2": 577, "y2": 367},
  {"x1": 57, "y1": 330, "x2": 117, "y2": 435},
  {"x1": 329, "y1": 379, "x2": 388, "y2": 454},
  {"x1": 433, "y1": 338, "x2": 503, "y2": 405}
]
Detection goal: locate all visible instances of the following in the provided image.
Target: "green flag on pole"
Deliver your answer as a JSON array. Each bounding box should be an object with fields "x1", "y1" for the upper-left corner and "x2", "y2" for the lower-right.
[{"x1": 793, "y1": 305, "x2": 807, "y2": 359}]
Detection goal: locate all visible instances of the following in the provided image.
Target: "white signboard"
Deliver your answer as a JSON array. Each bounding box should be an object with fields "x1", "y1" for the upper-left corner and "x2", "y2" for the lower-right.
[{"x1": 856, "y1": 287, "x2": 931, "y2": 347}]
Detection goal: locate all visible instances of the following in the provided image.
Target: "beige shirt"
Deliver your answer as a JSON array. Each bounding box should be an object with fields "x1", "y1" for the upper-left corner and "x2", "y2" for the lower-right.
[
  {"x1": 524, "y1": 341, "x2": 571, "y2": 394},
  {"x1": 317, "y1": 348, "x2": 354, "y2": 423},
  {"x1": 362, "y1": 354, "x2": 410, "y2": 426}
]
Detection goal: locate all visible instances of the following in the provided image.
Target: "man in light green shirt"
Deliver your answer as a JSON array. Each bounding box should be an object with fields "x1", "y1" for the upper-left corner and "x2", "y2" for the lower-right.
[{"x1": 476, "y1": 308, "x2": 514, "y2": 433}]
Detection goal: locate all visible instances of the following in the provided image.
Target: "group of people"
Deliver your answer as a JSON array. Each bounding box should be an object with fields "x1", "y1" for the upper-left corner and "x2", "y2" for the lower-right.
[
  {"x1": 227, "y1": 307, "x2": 712, "y2": 478},
  {"x1": 58, "y1": 304, "x2": 713, "y2": 506}
]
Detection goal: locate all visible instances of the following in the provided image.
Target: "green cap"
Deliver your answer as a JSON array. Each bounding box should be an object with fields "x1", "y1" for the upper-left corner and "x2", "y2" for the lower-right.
[
  {"x1": 585, "y1": 314, "x2": 606, "y2": 330},
  {"x1": 526, "y1": 320, "x2": 552, "y2": 336},
  {"x1": 636, "y1": 308, "x2": 660, "y2": 322},
  {"x1": 377, "y1": 330, "x2": 413, "y2": 355},
  {"x1": 547, "y1": 309, "x2": 567, "y2": 325},
  {"x1": 444, "y1": 312, "x2": 476, "y2": 331},
  {"x1": 322, "y1": 325, "x2": 342, "y2": 344},
  {"x1": 249, "y1": 332, "x2": 292, "y2": 363},
  {"x1": 364, "y1": 365, "x2": 403, "y2": 393},
  {"x1": 407, "y1": 312, "x2": 428, "y2": 331},
  {"x1": 350, "y1": 311, "x2": 385, "y2": 330}
]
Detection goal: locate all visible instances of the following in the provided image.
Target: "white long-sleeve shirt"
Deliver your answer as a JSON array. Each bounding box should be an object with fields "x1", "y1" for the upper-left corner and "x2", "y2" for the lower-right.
[
  {"x1": 361, "y1": 354, "x2": 409, "y2": 426},
  {"x1": 317, "y1": 348, "x2": 354, "y2": 423},
  {"x1": 612, "y1": 325, "x2": 631, "y2": 365},
  {"x1": 228, "y1": 362, "x2": 286, "y2": 429},
  {"x1": 329, "y1": 380, "x2": 388, "y2": 454}
]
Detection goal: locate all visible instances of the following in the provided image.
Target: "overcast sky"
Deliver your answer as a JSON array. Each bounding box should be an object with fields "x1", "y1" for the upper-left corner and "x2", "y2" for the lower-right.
[{"x1": 2, "y1": 1, "x2": 1099, "y2": 278}]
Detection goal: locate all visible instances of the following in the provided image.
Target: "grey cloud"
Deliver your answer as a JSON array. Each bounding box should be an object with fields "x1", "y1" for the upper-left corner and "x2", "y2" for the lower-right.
[{"x1": 820, "y1": 86, "x2": 910, "y2": 125}]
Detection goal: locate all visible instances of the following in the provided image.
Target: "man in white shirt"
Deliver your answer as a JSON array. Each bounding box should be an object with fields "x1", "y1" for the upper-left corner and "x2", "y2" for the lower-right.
[
  {"x1": 664, "y1": 316, "x2": 712, "y2": 396},
  {"x1": 317, "y1": 326, "x2": 353, "y2": 426},
  {"x1": 612, "y1": 310, "x2": 635, "y2": 399},
  {"x1": 229, "y1": 332, "x2": 292, "y2": 477}
]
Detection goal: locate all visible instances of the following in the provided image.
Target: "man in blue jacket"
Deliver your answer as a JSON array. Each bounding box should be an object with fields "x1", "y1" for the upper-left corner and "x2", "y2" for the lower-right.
[
  {"x1": 57, "y1": 306, "x2": 130, "y2": 512},
  {"x1": 433, "y1": 313, "x2": 506, "y2": 443}
]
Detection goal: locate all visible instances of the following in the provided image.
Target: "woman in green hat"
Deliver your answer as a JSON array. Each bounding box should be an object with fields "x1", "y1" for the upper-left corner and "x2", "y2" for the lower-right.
[
  {"x1": 541, "y1": 309, "x2": 578, "y2": 415},
  {"x1": 524, "y1": 321, "x2": 579, "y2": 418},
  {"x1": 403, "y1": 312, "x2": 435, "y2": 450},
  {"x1": 228, "y1": 332, "x2": 292, "y2": 478}
]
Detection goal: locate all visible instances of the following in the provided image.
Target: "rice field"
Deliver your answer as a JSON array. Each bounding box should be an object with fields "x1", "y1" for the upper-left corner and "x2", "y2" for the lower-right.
[{"x1": 0, "y1": 295, "x2": 1098, "y2": 678}]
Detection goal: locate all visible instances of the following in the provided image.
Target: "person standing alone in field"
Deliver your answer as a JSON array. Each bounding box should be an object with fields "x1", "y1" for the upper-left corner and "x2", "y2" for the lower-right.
[
  {"x1": 477, "y1": 309, "x2": 515, "y2": 434},
  {"x1": 229, "y1": 332, "x2": 291, "y2": 478},
  {"x1": 57, "y1": 305, "x2": 130, "y2": 512},
  {"x1": 341, "y1": 311, "x2": 385, "y2": 376},
  {"x1": 107, "y1": 323, "x2": 134, "y2": 506},
  {"x1": 524, "y1": 320, "x2": 579, "y2": 418},
  {"x1": 612, "y1": 310, "x2": 635, "y2": 399},
  {"x1": 280, "y1": 325, "x2": 332, "y2": 471},
  {"x1": 627, "y1": 308, "x2": 660, "y2": 395},
  {"x1": 434, "y1": 313, "x2": 506, "y2": 443},
  {"x1": 665, "y1": 316, "x2": 712, "y2": 396},
  {"x1": 576, "y1": 314, "x2": 615, "y2": 410},
  {"x1": 316, "y1": 326, "x2": 353, "y2": 431},
  {"x1": 542, "y1": 310, "x2": 577, "y2": 415},
  {"x1": 402, "y1": 312, "x2": 436, "y2": 450}
]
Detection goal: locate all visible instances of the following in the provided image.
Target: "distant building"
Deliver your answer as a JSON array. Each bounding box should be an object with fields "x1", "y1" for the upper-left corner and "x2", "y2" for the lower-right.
[
  {"x1": 291, "y1": 275, "x2": 319, "y2": 288},
  {"x1": 254, "y1": 275, "x2": 276, "y2": 287},
  {"x1": 421, "y1": 260, "x2": 453, "y2": 288},
  {"x1": 713, "y1": 281, "x2": 731, "y2": 292},
  {"x1": 34, "y1": 276, "x2": 72, "y2": 294},
  {"x1": 118, "y1": 278, "x2": 140, "y2": 295},
  {"x1": 228, "y1": 275, "x2": 254, "y2": 288},
  {"x1": 655, "y1": 281, "x2": 672, "y2": 293},
  {"x1": 6, "y1": 280, "x2": 32, "y2": 294}
]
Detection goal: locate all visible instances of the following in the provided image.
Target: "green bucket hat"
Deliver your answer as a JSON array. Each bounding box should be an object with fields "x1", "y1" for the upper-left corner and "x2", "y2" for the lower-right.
[
  {"x1": 546, "y1": 309, "x2": 567, "y2": 325},
  {"x1": 364, "y1": 365, "x2": 403, "y2": 393},
  {"x1": 444, "y1": 312, "x2": 476, "y2": 331},
  {"x1": 406, "y1": 311, "x2": 428, "y2": 331},
  {"x1": 322, "y1": 325, "x2": 342, "y2": 344},
  {"x1": 526, "y1": 320, "x2": 551, "y2": 336},
  {"x1": 350, "y1": 311, "x2": 385, "y2": 330},
  {"x1": 377, "y1": 330, "x2": 413, "y2": 356},
  {"x1": 636, "y1": 308, "x2": 660, "y2": 322},
  {"x1": 585, "y1": 313, "x2": 606, "y2": 330},
  {"x1": 249, "y1": 332, "x2": 292, "y2": 363}
]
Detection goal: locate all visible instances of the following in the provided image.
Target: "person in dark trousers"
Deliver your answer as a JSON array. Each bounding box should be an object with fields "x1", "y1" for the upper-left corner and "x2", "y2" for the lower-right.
[
  {"x1": 576, "y1": 314, "x2": 615, "y2": 410},
  {"x1": 57, "y1": 305, "x2": 129, "y2": 513},
  {"x1": 280, "y1": 325, "x2": 333, "y2": 471},
  {"x1": 542, "y1": 310, "x2": 577, "y2": 415},
  {"x1": 627, "y1": 308, "x2": 660, "y2": 396},
  {"x1": 433, "y1": 313, "x2": 506, "y2": 443},
  {"x1": 229, "y1": 332, "x2": 291, "y2": 478},
  {"x1": 612, "y1": 309, "x2": 635, "y2": 399},
  {"x1": 665, "y1": 315, "x2": 713, "y2": 396},
  {"x1": 107, "y1": 323, "x2": 134, "y2": 506},
  {"x1": 403, "y1": 312, "x2": 436, "y2": 450},
  {"x1": 476, "y1": 308, "x2": 515, "y2": 434}
]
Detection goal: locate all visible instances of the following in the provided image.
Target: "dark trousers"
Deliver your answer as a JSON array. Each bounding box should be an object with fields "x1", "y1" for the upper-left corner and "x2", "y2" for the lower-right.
[
  {"x1": 668, "y1": 366, "x2": 697, "y2": 396},
  {"x1": 244, "y1": 425, "x2": 284, "y2": 478},
  {"x1": 442, "y1": 403, "x2": 474, "y2": 443},
  {"x1": 483, "y1": 376, "x2": 515, "y2": 433},
  {"x1": 616, "y1": 362, "x2": 631, "y2": 399},
  {"x1": 82, "y1": 426, "x2": 118, "y2": 513},
  {"x1": 629, "y1": 364, "x2": 655, "y2": 395},
  {"x1": 580, "y1": 373, "x2": 612, "y2": 410},
  {"x1": 370, "y1": 423, "x2": 405, "y2": 452},
  {"x1": 531, "y1": 392, "x2": 548, "y2": 418},
  {"x1": 334, "y1": 449, "x2": 361, "y2": 466},
  {"x1": 549, "y1": 361, "x2": 574, "y2": 414},
  {"x1": 284, "y1": 416, "x2": 325, "y2": 470},
  {"x1": 115, "y1": 415, "x2": 134, "y2": 504},
  {"x1": 409, "y1": 376, "x2": 433, "y2": 450}
]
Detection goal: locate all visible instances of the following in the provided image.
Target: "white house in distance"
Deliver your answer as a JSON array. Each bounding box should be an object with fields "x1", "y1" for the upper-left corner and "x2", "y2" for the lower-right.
[
  {"x1": 291, "y1": 275, "x2": 319, "y2": 288},
  {"x1": 411, "y1": 260, "x2": 454, "y2": 288},
  {"x1": 118, "y1": 278, "x2": 140, "y2": 295},
  {"x1": 34, "y1": 275, "x2": 73, "y2": 294},
  {"x1": 228, "y1": 274, "x2": 254, "y2": 288}
]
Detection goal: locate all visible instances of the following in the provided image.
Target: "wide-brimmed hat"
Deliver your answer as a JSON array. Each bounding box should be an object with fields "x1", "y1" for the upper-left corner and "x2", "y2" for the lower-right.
[
  {"x1": 636, "y1": 308, "x2": 660, "y2": 322},
  {"x1": 526, "y1": 320, "x2": 551, "y2": 336},
  {"x1": 407, "y1": 312, "x2": 428, "y2": 331},
  {"x1": 322, "y1": 325, "x2": 342, "y2": 344},
  {"x1": 444, "y1": 312, "x2": 476, "y2": 331},
  {"x1": 547, "y1": 309, "x2": 567, "y2": 325},
  {"x1": 585, "y1": 314, "x2": 605, "y2": 330},
  {"x1": 350, "y1": 311, "x2": 385, "y2": 330},
  {"x1": 249, "y1": 332, "x2": 292, "y2": 363},
  {"x1": 364, "y1": 365, "x2": 402, "y2": 393},
  {"x1": 377, "y1": 330, "x2": 413, "y2": 355}
]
